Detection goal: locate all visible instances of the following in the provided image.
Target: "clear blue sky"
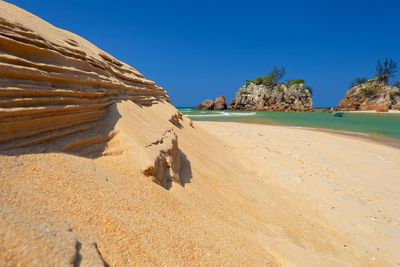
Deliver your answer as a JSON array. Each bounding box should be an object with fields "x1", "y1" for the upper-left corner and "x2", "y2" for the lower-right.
[{"x1": 7, "y1": 0, "x2": 400, "y2": 107}]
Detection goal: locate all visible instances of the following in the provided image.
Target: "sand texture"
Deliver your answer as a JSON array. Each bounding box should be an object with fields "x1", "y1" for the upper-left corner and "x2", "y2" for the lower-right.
[
  {"x1": 197, "y1": 122, "x2": 400, "y2": 266},
  {"x1": 1, "y1": 1, "x2": 400, "y2": 266}
]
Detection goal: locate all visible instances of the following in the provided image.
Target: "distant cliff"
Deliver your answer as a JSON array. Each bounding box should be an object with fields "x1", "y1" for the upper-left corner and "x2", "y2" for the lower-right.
[
  {"x1": 229, "y1": 82, "x2": 313, "y2": 111},
  {"x1": 338, "y1": 78, "x2": 400, "y2": 111}
]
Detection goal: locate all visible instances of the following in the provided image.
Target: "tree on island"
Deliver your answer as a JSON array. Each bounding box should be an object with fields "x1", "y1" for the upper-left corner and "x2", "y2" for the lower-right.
[
  {"x1": 267, "y1": 66, "x2": 286, "y2": 85},
  {"x1": 351, "y1": 77, "x2": 368, "y2": 87},
  {"x1": 244, "y1": 67, "x2": 313, "y2": 95},
  {"x1": 375, "y1": 58, "x2": 398, "y2": 84},
  {"x1": 350, "y1": 58, "x2": 398, "y2": 88},
  {"x1": 245, "y1": 66, "x2": 286, "y2": 87}
]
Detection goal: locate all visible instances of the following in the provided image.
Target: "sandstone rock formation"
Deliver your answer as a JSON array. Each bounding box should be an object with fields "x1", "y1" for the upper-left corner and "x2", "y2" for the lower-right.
[
  {"x1": 0, "y1": 1, "x2": 184, "y2": 191},
  {"x1": 338, "y1": 78, "x2": 400, "y2": 110},
  {"x1": 169, "y1": 110, "x2": 183, "y2": 128},
  {"x1": 143, "y1": 128, "x2": 181, "y2": 187},
  {"x1": 0, "y1": 1, "x2": 192, "y2": 265},
  {"x1": 229, "y1": 82, "x2": 313, "y2": 111},
  {"x1": 195, "y1": 96, "x2": 227, "y2": 110}
]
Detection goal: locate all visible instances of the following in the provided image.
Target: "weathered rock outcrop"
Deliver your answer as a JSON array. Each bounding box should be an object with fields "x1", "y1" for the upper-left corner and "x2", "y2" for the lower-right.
[
  {"x1": 195, "y1": 96, "x2": 227, "y2": 110},
  {"x1": 143, "y1": 128, "x2": 181, "y2": 188},
  {"x1": 196, "y1": 99, "x2": 215, "y2": 110},
  {"x1": 213, "y1": 96, "x2": 227, "y2": 110},
  {"x1": 338, "y1": 78, "x2": 400, "y2": 110},
  {"x1": 229, "y1": 83, "x2": 312, "y2": 111},
  {"x1": 0, "y1": 2, "x2": 192, "y2": 264},
  {"x1": 0, "y1": 1, "x2": 184, "y2": 189}
]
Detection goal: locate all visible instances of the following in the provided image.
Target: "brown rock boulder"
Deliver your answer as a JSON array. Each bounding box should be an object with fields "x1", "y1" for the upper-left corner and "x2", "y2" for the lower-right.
[
  {"x1": 195, "y1": 96, "x2": 227, "y2": 110},
  {"x1": 213, "y1": 96, "x2": 227, "y2": 110},
  {"x1": 195, "y1": 99, "x2": 215, "y2": 110}
]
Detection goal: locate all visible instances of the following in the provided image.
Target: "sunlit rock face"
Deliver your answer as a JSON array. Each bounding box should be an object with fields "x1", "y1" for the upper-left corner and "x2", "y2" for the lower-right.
[
  {"x1": 0, "y1": 1, "x2": 169, "y2": 151},
  {"x1": 229, "y1": 83, "x2": 313, "y2": 111},
  {"x1": 338, "y1": 78, "x2": 400, "y2": 111},
  {"x1": 0, "y1": 1, "x2": 184, "y2": 190}
]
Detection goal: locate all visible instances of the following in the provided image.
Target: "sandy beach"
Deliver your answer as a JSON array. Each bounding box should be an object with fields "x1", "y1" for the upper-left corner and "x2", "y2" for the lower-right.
[
  {"x1": 4, "y1": 105, "x2": 400, "y2": 266},
  {"x1": 194, "y1": 121, "x2": 400, "y2": 266}
]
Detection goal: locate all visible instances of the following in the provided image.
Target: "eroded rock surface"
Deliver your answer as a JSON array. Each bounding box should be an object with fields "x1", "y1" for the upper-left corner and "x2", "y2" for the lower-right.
[
  {"x1": 338, "y1": 78, "x2": 400, "y2": 111},
  {"x1": 0, "y1": 2, "x2": 190, "y2": 264},
  {"x1": 143, "y1": 128, "x2": 181, "y2": 188},
  {"x1": 229, "y1": 83, "x2": 312, "y2": 111},
  {"x1": 0, "y1": 1, "x2": 187, "y2": 190},
  {"x1": 169, "y1": 111, "x2": 183, "y2": 128},
  {"x1": 0, "y1": 1, "x2": 169, "y2": 153},
  {"x1": 213, "y1": 96, "x2": 227, "y2": 110},
  {"x1": 195, "y1": 99, "x2": 215, "y2": 110}
]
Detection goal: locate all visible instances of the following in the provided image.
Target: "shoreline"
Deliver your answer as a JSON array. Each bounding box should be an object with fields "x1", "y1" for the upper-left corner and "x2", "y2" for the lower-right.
[
  {"x1": 181, "y1": 107, "x2": 400, "y2": 115},
  {"x1": 344, "y1": 110, "x2": 400, "y2": 114},
  {"x1": 179, "y1": 108, "x2": 400, "y2": 114},
  {"x1": 193, "y1": 119, "x2": 400, "y2": 149},
  {"x1": 307, "y1": 127, "x2": 400, "y2": 149}
]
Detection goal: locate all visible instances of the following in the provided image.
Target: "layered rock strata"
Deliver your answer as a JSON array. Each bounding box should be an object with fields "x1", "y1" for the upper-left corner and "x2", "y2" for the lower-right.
[{"x1": 0, "y1": 1, "x2": 181, "y2": 187}]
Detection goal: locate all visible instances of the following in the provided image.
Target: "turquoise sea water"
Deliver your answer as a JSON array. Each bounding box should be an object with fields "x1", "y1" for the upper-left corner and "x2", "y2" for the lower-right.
[{"x1": 178, "y1": 108, "x2": 400, "y2": 140}]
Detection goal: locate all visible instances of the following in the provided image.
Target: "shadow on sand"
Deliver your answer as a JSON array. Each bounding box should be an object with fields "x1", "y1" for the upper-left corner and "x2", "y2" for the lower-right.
[
  {"x1": 0, "y1": 103, "x2": 122, "y2": 159},
  {"x1": 0, "y1": 99, "x2": 194, "y2": 190},
  {"x1": 179, "y1": 150, "x2": 193, "y2": 187}
]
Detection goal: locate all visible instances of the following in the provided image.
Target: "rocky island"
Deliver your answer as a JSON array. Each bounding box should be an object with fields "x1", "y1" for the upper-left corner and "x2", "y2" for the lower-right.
[
  {"x1": 229, "y1": 67, "x2": 313, "y2": 111},
  {"x1": 338, "y1": 59, "x2": 400, "y2": 111}
]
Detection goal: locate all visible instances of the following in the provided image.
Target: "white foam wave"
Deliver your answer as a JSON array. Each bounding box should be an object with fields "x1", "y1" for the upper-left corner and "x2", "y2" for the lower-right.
[
  {"x1": 226, "y1": 112, "x2": 257, "y2": 116},
  {"x1": 187, "y1": 112, "x2": 257, "y2": 117}
]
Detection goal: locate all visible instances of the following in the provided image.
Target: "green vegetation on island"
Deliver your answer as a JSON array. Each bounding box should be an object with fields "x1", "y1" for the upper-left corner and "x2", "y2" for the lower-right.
[
  {"x1": 244, "y1": 66, "x2": 286, "y2": 87},
  {"x1": 350, "y1": 58, "x2": 399, "y2": 90},
  {"x1": 350, "y1": 77, "x2": 368, "y2": 87},
  {"x1": 244, "y1": 66, "x2": 313, "y2": 96},
  {"x1": 375, "y1": 58, "x2": 398, "y2": 82},
  {"x1": 339, "y1": 58, "x2": 400, "y2": 111}
]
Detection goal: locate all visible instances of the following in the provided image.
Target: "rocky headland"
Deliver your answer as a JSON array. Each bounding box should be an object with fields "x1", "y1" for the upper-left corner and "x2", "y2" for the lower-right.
[
  {"x1": 338, "y1": 78, "x2": 400, "y2": 111},
  {"x1": 338, "y1": 59, "x2": 400, "y2": 111},
  {"x1": 228, "y1": 67, "x2": 313, "y2": 111},
  {"x1": 195, "y1": 95, "x2": 227, "y2": 110}
]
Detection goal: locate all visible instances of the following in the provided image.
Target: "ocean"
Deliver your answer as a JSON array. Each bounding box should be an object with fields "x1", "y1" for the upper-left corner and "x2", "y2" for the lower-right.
[{"x1": 178, "y1": 108, "x2": 400, "y2": 141}]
